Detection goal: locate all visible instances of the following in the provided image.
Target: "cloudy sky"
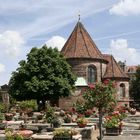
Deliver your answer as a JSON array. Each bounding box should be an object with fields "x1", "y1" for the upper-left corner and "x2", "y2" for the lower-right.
[{"x1": 0, "y1": 0, "x2": 140, "y2": 85}]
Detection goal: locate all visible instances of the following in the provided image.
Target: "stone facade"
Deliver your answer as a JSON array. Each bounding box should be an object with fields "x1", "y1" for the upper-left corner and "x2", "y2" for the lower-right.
[
  {"x1": 0, "y1": 84, "x2": 9, "y2": 112},
  {"x1": 67, "y1": 58, "x2": 107, "y2": 82}
]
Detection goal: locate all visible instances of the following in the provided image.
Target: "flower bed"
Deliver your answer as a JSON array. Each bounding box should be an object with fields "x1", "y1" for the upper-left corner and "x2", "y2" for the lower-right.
[
  {"x1": 76, "y1": 117, "x2": 88, "y2": 128},
  {"x1": 5, "y1": 129, "x2": 33, "y2": 140},
  {"x1": 53, "y1": 128, "x2": 78, "y2": 140},
  {"x1": 104, "y1": 110, "x2": 126, "y2": 135}
]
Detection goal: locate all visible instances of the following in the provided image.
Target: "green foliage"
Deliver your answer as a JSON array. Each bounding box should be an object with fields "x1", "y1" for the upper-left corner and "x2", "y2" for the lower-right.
[
  {"x1": 104, "y1": 115, "x2": 120, "y2": 128},
  {"x1": 130, "y1": 65, "x2": 140, "y2": 100},
  {"x1": 73, "y1": 100, "x2": 86, "y2": 115},
  {"x1": 9, "y1": 46, "x2": 76, "y2": 101},
  {"x1": 76, "y1": 117, "x2": 88, "y2": 125},
  {"x1": 5, "y1": 129, "x2": 23, "y2": 140},
  {"x1": 0, "y1": 102, "x2": 6, "y2": 113},
  {"x1": 53, "y1": 128, "x2": 72, "y2": 137},
  {"x1": 63, "y1": 115, "x2": 72, "y2": 123},
  {"x1": 0, "y1": 113, "x2": 4, "y2": 121},
  {"x1": 45, "y1": 105, "x2": 55, "y2": 123},
  {"x1": 83, "y1": 80, "x2": 117, "y2": 111},
  {"x1": 18, "y1": 100, "x2": 37, "y2": 110}
]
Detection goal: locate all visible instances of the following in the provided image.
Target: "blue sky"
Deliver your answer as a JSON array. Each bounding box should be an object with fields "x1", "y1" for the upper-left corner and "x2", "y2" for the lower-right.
[{"x1": 0, "y1": 0, "x2": 140, "y2": 85}]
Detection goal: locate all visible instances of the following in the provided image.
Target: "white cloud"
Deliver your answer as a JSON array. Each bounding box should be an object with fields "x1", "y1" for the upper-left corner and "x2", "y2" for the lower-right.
[
  {"x1": 0, "y1": 63, "x2": 5, "y2": 73},
  {"x1": 110, "y1": 0, "x2": 140, "y2": 16},
  {"x1": 5, "y1": 0, "x2": 116, "y2": 39},
  {"x1": 0, "y1": 31, "x2": 25, "y2": 57},
  {"x1": 109, "y1": 39, "x2": 140, "y2": 65},
  {"x1": 45, "y1": 36, "x2": 66, "y2": 51}
]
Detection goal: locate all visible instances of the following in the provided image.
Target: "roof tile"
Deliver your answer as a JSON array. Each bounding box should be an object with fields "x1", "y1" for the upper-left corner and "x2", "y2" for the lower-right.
[
  {"x1": 61, "y1": 21, "x2": 104, "y2": 60},
  {"x1": 103, "y1": 54, "x2": 129, "y2": 79}
]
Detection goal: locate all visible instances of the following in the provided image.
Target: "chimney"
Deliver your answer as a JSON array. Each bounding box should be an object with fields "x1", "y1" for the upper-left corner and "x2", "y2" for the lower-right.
[{"x1": 118, "y1": 61, "x2": 126, "y2": 71}]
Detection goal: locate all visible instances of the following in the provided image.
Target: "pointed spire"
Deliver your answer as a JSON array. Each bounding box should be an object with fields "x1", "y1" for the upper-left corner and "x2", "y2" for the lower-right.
[
  {"x1": 61, "y1": 21, "x2": 106, "y2": 62},
  {"x1": 103, "y1": 54, "x2": 129, "y2": 80}
]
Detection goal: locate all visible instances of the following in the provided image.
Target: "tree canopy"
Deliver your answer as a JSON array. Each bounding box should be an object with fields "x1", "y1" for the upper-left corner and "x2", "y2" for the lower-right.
[
  {"x1": 9, "y1": 46, "x2": 76, "y2": 103},
  {"x1": 130, "y1": 65, "x2": 140, "y2": 101},
  {"x1": 83, "y1": 80, "x2": 117, "y2": 112},
  {"x1": 82, "y1": 80, "x2": 117, "y2": 140}
]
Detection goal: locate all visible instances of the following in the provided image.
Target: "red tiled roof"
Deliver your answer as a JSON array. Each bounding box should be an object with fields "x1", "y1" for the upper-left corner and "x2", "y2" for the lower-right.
[
  {"x1": 103, "y1": 54, "x2": 129, "y2": 80},
  {"x1": 61, "y1": 21, "x2": 104, "y2": 60},
  {"x1": 125, "y1": 66, "x2": 138, "y2": 73}
]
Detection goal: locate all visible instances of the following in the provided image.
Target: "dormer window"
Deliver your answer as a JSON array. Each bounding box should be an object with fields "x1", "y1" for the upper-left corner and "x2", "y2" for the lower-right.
[{"x1": 88, "y1": 65, "x2": 97, "y2": 84}]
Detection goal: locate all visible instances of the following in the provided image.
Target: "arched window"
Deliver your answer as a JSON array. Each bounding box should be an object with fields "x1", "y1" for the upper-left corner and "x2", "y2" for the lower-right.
[
  {"x1": 120, "y1": 83, "x2": 125, "y2": 98},
  {"x1": 88, "y1": 65, "x2": 97, "y2": 84}
]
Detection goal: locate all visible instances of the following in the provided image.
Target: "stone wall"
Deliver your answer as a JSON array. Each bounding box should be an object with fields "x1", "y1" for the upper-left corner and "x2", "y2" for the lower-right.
[
  {"x1": 67, "y1": 58, "x2": 107, "y2": 83},
  {"x1": 59, "y1": 86, "x2": 86, "y2": 109},
  {"x1": 59, "y1": 58, "x2": 130, "y2": 108},
  {"x1": 116, "y1": 80, "x2": 130, "y2": 106},
  {"x1": 0, "y1": 90, "x2": 9, "y2": 112}
]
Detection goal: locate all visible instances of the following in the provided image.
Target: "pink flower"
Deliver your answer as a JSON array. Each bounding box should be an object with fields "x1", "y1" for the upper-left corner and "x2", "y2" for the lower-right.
[
  {"x1": 103, "y1": 79, "x2": 110, "y2": 85},
  {"x1": 88, "y1": 84, "x2": 95, "y2": 89}
]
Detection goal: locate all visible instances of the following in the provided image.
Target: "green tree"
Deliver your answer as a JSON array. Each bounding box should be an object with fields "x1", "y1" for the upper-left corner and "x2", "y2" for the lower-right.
[
  {"x1": 130, "y1": 65, "x2": 140, "y2": 101},
  {"x1": 9, "y1": 46, "x2": 76, "y2": 109},
  {"x1": 83, "y1": 80, "x2": 117, "y2": 140}
]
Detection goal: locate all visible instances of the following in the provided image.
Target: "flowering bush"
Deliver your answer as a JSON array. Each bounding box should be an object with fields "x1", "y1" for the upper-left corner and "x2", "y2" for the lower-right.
[
  {"x1": 76, "y1": 117, "x2": 88, "y2": 125},
  {"x1": 5, "y1": 129, "x2": 23, "y2": 140},
  {"x1": 18, "y1": 130, "x2": 33, "y2": 138},
  {"x1": 5, "y1": 129, "x2": 33, "y2": 140},
  {"x1": 65, "y1": 108, "x2": 76, "y2": 115},
  {"x1": 73, "y1": 100, "x2": 86, "y2": 115},
  {"x1": 82, "y1": 80, "x2": 117, "y2": 139},
  {"x1": 84, "y1": 109, "x2": 93, "y2": 117},
  {"x1": 104, "y1": 111, "x2": 125, "y2": 128},
  {"x1": 83, "y1": 80, "x2": 117, "y2": 112},
  {"x1": 53, "y1": 128, "x2": 79, "y2": 138},
  {"x1": 53, "y1": 128, "x2": 71, "y2": 137},
  {"x1": 117, "y1": 106, "x2": 127, "y2": 120},
  {"x1": 104, "y1": 115, "x2": 120, "y2": 128}
]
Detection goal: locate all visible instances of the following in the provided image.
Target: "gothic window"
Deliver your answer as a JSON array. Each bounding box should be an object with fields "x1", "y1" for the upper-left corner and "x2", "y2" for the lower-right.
[
  {"x1": 120, "y1": 83, "x2": 125, "y2": 98},
  {"x1": 88, "y1": 65, "x2": 97, "y2": 84}
]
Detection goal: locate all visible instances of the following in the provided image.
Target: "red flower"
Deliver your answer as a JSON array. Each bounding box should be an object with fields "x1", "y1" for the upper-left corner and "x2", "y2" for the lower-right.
[
  {"x1": 85, "y1": 110, "x2": 93, "y2": 115},
  {"x1": 88, "y1": 84, "x2": 95, "y2": 89},
  {"x1": 103, "y1": 79, "x2": 110, "y2": 85},
  {"x1": 77, "y1": 114, "x2": 84, "y2": 118},
  {"x1": 72, "y1": 107, "x2": 76, "y2": 112}
]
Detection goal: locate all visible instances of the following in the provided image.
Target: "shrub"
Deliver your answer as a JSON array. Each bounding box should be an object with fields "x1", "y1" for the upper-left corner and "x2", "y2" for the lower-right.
[
  {"x1": 53, "y1": 128, "x2": 72, "y2": 137},
  {"x1": 73, "y1": 100, "x2": 86, "y2": 115},
  {"x1": 45, "y1": 105, "x2": 55, "y2": 123},
  {"x1": 18, "y1": 100, "x2": 37, "y2": 111},
  {"x1": 63, "y1": 115, "x2": 72, "y2": 123},
  {"x1": 0, "y1": 102, "x2": 6, "y2": 113}
]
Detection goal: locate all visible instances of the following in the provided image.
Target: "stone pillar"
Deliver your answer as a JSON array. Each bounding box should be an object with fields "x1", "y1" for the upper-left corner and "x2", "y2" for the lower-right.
[{"x1": 0, "y1": 90, "x2": 10, "y2": 112}]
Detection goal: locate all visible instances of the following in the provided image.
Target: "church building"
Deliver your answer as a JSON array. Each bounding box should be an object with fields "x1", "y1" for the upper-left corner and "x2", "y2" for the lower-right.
[{"x1": 59, "y1": 21, "x2": 129, "y2": 108}]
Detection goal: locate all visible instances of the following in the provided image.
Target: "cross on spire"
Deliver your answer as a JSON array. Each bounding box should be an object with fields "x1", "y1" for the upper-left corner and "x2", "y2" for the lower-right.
[
  {"x1": 78, "y1": 14, "x2": 80, "y2": 21},
  {"x1": 78, "y1": 10, "x2": 80, "y2": 21}
]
